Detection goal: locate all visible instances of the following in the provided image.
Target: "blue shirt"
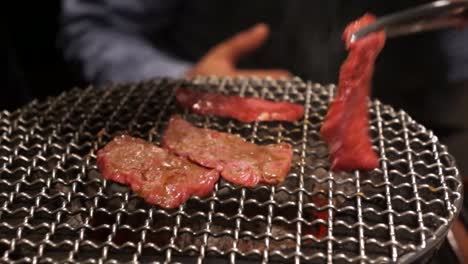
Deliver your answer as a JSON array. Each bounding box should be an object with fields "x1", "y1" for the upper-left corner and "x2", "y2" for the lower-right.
[{"x1": 60, "y1": 0, "x2": 193, "y2": 84}]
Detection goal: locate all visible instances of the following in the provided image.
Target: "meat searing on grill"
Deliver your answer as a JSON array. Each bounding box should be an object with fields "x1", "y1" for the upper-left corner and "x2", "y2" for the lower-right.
[
  {"x1": 162, "y1": 115, "x2": 293, "y2": 187},
  {"x1": 176, "y1": 87, "x2": 304, "y2": 122},
  {"x1": 320, "y1": 13, "x2": 383, "y2": 171},
  {"x1": 96, "y1": 135, "x2": 219, "y2": 208}
]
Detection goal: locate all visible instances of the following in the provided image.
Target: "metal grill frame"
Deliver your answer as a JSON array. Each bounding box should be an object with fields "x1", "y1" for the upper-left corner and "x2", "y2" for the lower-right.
[{"x1": 0, "y1": 77, "x2": 463, "y2": 264}]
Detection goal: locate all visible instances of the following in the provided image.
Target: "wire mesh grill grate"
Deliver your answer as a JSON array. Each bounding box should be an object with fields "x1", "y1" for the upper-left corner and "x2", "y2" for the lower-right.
[{"x1": 0, "y1": 77, "x2": 463, "y2": 263}]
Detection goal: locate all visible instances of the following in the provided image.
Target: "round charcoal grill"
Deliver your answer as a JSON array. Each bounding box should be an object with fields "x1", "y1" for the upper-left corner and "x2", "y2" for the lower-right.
[{"x1": 0, "y1": 77, "x2": 463, "y2": 263}]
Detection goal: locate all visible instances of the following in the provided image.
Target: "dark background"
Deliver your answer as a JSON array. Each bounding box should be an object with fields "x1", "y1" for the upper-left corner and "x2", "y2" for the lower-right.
[{"x1": 5, "y1": 1, "x2": 84, "y2": 111}]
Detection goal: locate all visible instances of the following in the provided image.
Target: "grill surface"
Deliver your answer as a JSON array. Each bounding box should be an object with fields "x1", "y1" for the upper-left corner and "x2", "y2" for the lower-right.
[{"x1": 0, "y1": 77, "x2": 463, "y2": 264}]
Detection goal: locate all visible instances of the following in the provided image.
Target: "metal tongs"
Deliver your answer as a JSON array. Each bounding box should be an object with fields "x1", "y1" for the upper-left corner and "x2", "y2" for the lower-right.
[{"x1": 350, "y1": 0, "x2": 468, "y2": 42}]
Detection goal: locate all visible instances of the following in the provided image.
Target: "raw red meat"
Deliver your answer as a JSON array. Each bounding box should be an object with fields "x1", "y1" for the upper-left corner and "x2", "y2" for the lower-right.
[
  {"x1": 162, "y1": 115, "x2": 293, "y2": 186},
  {"x1": 96, "y1": 135, "x2": 219, "y2": 208},
  {"x1": 320, "y1": 13, "x2": 384, "y2": 171},
  {"x1": 175, "y1": 88, "x2": 304, "y2": 123}
]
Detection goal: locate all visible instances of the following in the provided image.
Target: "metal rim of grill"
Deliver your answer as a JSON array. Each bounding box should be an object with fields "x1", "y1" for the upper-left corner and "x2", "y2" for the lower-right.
[{"x1": 0, "y1": 77, "x2": 463, "y2": 264}]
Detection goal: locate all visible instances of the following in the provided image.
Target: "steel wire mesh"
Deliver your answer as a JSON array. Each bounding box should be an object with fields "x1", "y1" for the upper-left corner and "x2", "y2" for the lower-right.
[{"x1": 0, "y1": 77, "x2": 462, "y2": 264}]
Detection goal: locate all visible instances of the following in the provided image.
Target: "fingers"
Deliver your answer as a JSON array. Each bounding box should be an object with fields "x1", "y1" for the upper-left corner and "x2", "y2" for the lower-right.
[
  {"x1": 188, "y1": 23, "x2": 291, "y2": 79},
  {"x1": 214, "y1": 23, "x2": 269, "y2": 62},
  {"x1": 235, "y1": 69, "x2": 292, "y2": 79}
]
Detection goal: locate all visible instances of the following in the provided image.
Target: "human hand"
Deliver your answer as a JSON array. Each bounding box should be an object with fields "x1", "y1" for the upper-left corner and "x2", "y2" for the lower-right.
[{"x1": 186, "y1": 23, "x2": 291, "y2": 79}]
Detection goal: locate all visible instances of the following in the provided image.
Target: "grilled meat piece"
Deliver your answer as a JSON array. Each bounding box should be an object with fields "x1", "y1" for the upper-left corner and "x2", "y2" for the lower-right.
[
  {"x1": 162, "y1": 115, "x2": 293, "y2": 186},
  {"x1": 96, "y1": 135, "x2": 219, "y2": 208},
  {"x1": 176, "y1": 87, "x2": 304, "y2": 123}
]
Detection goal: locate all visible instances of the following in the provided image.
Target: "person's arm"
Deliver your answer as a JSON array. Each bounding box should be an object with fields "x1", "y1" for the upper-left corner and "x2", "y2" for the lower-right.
[{"x1": 59, "y1": 0, "x2": 192, "y2": 84}]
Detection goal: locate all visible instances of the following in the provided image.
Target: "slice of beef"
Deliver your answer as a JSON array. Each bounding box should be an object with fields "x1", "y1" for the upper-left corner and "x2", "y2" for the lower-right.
[
  {"x1": 162, "y1": 115, "x2": 293, "y2": 186},
  {"x1": 320, "y1": 13, "x2": 384, "y2": 171},
  {"x1": 96, "y1": 135, "x2": 219, "y2": 208},
  {"x1": 176, "y1": 87, "x2": 304, "y2": 123}
]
